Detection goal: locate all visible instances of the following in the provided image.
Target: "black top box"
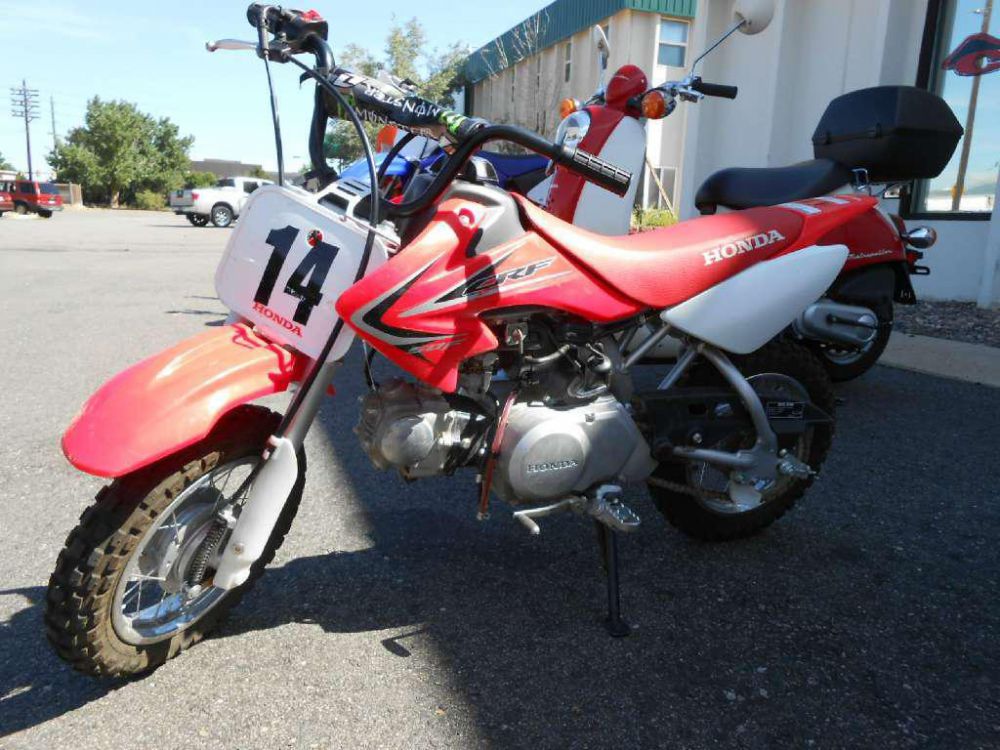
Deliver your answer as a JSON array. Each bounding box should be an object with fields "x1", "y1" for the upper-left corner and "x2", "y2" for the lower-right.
[{"x1": 812, "y1": 86, "x2": 963, "y2": 183}]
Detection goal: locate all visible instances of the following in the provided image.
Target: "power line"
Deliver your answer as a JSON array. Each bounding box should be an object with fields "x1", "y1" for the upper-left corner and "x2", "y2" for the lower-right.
[{"x1": 10, "y1": 79, "x2": 39, "y2": 179}]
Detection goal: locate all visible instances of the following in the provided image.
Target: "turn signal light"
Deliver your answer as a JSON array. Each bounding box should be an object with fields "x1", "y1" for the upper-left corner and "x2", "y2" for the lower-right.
[
  {"x1": 559, "y1": 98, "x2": 579, "y2": 119},
  {"x1": 191, "y1": 192, "x2": 199, "y2": 200},
  {"x1": 641, "y1": 91, "x2": 667, "y2": 120}
]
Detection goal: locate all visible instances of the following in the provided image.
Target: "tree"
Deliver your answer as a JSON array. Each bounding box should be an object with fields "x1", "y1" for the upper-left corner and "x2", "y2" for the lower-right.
[
  {"x1": 248, "y1": 165, "x2": 270, "y2": 179},
  {"x1": 0, "y1": 151, "x2": 12, "y2": 171},
  {"x1": 48, "y1": 98, "x2": 193, "y2": 206},
  {"x1": 322, "y1": 19, "x2": 469, "y2": 169},
  {"x1": 184, "y1": 170, "x2": 217, "y2": 189}
]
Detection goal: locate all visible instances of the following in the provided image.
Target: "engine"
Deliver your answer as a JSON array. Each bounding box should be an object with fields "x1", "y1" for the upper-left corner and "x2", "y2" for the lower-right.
[
  {"x1": 356, "y1": 379, "x2": 491, "y2": 479},
  {"x1": 491, "y1": 395, "x2": 654, "y2": 503},
  {"x1": 356, "y1": 378, "x2": 655, "y2": 504}
]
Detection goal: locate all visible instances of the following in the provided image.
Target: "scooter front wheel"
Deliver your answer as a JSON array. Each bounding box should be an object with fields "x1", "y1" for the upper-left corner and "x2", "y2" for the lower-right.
[{"x1": 45, "y1": 406, "x2": 305, "y2": 677}]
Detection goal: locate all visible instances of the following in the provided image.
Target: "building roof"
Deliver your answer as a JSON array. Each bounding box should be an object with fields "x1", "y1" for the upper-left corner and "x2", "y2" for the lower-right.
[{"x1": 464, "y1": 0, "x2": 697, "y2": 84}]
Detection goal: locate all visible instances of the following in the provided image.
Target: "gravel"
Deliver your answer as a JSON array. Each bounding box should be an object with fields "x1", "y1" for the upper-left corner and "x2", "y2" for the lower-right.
[{"x1": 895, "y1": 300, "x2": 1000, "y2": 348}]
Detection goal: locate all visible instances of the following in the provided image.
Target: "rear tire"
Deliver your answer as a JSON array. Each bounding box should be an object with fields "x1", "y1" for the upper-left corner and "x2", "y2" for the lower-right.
[
  {"x1": 45, "y1": 406, "x2": 305, "y2": 677},
  {"x1": 810, "y1": 305, "x2": 893, "y2": 382},
  {"x1": 186, "y1": 214, "x2": 209, "y2": 227},
  {"x1": 210, "y1": 204, "x2": 234, "y2": 228},
  {"x1": 648, "y1": 340, "x2": 835, "y2": 542},
  {"x1": 14, "y1": 202, "x2": 28, "y2": 215}
]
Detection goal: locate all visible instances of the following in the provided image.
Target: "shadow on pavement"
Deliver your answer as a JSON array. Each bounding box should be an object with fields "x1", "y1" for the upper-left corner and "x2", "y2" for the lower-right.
[{"x1": 0, "y1": 588, "x2": 118, "y2": 738}]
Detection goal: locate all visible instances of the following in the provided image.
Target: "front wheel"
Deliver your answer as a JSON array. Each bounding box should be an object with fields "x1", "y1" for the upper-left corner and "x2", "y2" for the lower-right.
[
  {"x1": 210, "y1": 204, "x2": 234, "y2": 228},
  {"x1": 648, "y1": 340, "x2": 835, "y2": 542},
  {"x1": 38, "y1": 209, "x2": 53, "y2": 218},
  {"x1": 46, "y1": 406, "x2": 305, "y2": 677},
  {"x1": 186, "y1": 213, "x2": 209, "y2": 227}
]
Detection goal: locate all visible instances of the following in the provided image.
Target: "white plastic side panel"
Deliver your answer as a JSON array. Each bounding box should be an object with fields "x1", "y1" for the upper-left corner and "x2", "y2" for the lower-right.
[
  {"x1": 663, "y1": 245, "x2": 849, "y2": 354},
  {"x1": 215, "y1": 185, "x2": 388, "y2": 361},
  {"x1": 214, "y1": 437, "x2": 298, "y2": 590},
  {"x1": 571, "y1": 117, "x2": 646, "y2": 236}
]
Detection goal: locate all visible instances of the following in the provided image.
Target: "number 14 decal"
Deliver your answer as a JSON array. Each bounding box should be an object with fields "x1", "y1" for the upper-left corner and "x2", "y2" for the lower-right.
[{"x1": 254, "y1": 225, "x2": 340, "y2": 325}]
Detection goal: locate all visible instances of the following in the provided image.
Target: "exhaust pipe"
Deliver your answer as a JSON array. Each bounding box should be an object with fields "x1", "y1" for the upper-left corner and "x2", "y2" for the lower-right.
[{"x1": 793, "y1": 299, "x2": 879, "y2": 349}]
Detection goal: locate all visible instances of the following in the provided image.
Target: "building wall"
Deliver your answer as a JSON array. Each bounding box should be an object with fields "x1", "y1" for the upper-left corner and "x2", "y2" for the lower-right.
[
  {"x1": 469, "y1": 8, "x2": 694, "y2": 207},
  {"x1": 679, "y1": 0, "x2": 999, "y2": 304}
]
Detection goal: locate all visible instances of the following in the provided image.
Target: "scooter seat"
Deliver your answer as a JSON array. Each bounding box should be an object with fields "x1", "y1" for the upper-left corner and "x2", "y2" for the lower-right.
[{"x1": 695, "y1": 159, "x2": 853, "y2": 215}]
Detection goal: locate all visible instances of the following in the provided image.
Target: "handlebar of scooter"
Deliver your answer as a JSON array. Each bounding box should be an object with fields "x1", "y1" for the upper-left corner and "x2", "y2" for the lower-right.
[{"x1": 690, "y1": 78, "x2": 738, "y2": 99}]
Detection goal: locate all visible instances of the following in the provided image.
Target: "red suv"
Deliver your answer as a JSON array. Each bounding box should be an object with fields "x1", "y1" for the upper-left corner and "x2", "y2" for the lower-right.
[
  {"x1": 0, "y1": 180, "x2": 63, "y2": 217},
  {"x1": 0, "y1": 189, "x2": 12, "y2": 216}
]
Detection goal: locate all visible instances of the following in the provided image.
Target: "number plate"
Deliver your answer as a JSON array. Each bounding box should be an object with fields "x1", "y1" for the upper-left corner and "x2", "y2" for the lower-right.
[{"x1": 215, "y1": 185, "x2": 388, "y2": 361}]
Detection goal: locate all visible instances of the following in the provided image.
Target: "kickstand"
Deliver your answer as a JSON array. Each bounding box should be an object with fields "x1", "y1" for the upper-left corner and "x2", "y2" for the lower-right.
[{"x1": 594, "y1": 521, "x2": 631, "y2": 637}]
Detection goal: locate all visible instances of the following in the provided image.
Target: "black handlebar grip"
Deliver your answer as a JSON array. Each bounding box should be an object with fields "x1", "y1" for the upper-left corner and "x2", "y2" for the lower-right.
[
  {"x1": 558, "y1": 146, "x2": 632, "y2": 197},
  {"x1": 691, "y1": 80, "x2": 738, "y2": 99}
]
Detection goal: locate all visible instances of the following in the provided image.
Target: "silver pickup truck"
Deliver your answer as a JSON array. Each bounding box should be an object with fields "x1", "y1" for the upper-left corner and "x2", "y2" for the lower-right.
[{"x1": 169, "y1": 176, "x2": 272, "y2": 227}]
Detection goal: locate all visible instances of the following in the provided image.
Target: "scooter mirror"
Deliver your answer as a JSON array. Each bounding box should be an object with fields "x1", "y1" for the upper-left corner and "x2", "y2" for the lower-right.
[
  {"x1": 733, "y1": 0, "x2": 776, "y2": 34},
  {"x1": 591, "y1": 24, "x2": 610, "y2": 70}
]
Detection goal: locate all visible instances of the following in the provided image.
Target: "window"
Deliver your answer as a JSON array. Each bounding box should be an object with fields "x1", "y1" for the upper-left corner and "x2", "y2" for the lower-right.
[
  {"x1": 641, "y1": 166, "x2": 677, "y2": 210},
  {"x1": 658, "y1": 19, "x2": 689, "y2": 67},
  {"x1": 907, "y1": 0, "x2": 998, "y2": 217},
  {"x1": 564, "y1": 41, "x2": 572, "y2": 83},
  {"x1": 40, "y1": 183, "x2": 60, "y2": 195},
  {"x1": 18, "y1": 182, "x2": 35, "y2": 194},
  {"x1": 243, "y1": 181, "x2": 259, "y2": 194},
  {"x1": 217, "y1": 178, "x2": 235, "y2": 188}
]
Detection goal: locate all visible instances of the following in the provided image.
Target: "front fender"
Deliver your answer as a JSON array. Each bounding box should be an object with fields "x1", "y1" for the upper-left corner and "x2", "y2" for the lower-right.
[{"x1": 63, "y1": 324, "x2": 306, "y2": 478}]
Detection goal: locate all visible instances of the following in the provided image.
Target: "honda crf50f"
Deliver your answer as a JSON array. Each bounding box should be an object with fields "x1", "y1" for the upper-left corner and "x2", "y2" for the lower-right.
[{"x1": 50, "y1": 3, "x2": 853, "y2": 678}]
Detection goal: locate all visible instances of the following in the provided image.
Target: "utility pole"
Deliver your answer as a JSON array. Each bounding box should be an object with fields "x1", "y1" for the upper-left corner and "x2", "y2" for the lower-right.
[
  {"x1": 952, "y1": 0, "x2": 993, "y2": 211},
  {"x1": 50, "y1": 94, "x2": 59, "y2": 152},
  {"x1": 10, "y1": 79, "x2": 40, "y2": 180}
]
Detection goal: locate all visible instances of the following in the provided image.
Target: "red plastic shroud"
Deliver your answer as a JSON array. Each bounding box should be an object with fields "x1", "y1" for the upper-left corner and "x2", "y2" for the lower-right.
[
  {"x1": 337, "y1": 193, "x2": 877, "y2": 393},
  {"x1": 62, "y1": 324, "x2": 306, "y2": 478}
]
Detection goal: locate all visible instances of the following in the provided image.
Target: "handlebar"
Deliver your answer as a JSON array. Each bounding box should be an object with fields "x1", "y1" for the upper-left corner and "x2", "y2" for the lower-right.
[
  {"x1": 690, "y1": 78, "x2": 738, "y2": 99},
  {"x1": 385, "y1": 124, "x2": 631, "y2": 218},
  {"x1": 237, "y1": 4, "x2": 631, "y2": 213}
]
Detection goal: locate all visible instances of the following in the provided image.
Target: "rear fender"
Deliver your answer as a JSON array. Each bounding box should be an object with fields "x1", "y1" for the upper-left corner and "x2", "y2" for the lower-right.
[{"x1": 62, "y1": 324, "x2": 306, "y2": 478}]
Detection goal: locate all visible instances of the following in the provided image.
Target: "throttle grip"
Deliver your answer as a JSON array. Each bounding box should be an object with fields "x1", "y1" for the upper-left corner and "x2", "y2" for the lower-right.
[
  {"x1": 557, "y1": 146, "x2": 632, "y2": 196},
  {"x1": 691, "y1": 79, "x2": 738, "y2": 99}
]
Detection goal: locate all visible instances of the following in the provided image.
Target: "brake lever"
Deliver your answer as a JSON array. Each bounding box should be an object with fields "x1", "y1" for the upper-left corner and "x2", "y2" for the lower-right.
[{"x1": 205, "y1": 39, "x2": 258, "y2": 53}]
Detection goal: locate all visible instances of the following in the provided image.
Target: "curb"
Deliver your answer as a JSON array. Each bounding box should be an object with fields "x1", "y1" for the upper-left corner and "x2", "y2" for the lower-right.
[{"x1": 879, "y1": 332, "x2": 1000, "y2": 388}]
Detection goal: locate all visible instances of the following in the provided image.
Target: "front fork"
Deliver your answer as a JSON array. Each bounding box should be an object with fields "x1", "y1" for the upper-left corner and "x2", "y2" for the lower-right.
[{"x1": 213, "y1": 359, "x2": 340, "y2": 590}]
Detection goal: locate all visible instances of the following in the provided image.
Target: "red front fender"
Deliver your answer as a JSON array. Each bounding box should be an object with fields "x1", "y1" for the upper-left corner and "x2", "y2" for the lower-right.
[{"x1": 63, "y1": 324, "x2": 306, "y2": 478}]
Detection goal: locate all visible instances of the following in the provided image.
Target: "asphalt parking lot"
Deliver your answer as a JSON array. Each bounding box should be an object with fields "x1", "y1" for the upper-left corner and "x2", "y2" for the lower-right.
[{"x1": 1, "y1": 209, "x2": 998, "y2": 749}]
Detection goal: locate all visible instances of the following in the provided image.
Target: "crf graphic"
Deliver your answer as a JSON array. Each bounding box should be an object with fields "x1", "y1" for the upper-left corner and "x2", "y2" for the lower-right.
[{"x1": 942, "y1": 32, "x2": 1000, "y2": 77}]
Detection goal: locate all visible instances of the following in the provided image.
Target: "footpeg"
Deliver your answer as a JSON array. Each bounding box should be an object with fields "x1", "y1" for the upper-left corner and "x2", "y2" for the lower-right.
[{"x1": 586, "y1": 485, "x2": 640, "y2": 533}]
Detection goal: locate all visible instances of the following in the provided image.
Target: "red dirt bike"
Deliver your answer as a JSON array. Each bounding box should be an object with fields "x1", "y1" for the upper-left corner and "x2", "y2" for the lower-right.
[
  {"x1": 49, "y1": 5, "x2": 866, "y2": 677},
  {"x1": 539, "y1": 21, "x2": 961, "y2": 381}
]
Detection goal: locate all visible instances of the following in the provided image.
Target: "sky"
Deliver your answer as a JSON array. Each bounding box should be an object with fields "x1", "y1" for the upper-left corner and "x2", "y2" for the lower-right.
[{"x1": 0, "y1": 0, "x2": 544, "y2": 176}]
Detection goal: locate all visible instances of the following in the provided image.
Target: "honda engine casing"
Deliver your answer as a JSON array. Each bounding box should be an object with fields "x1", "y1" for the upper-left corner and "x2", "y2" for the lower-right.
[{"x1": 492, "y1": 395, "x2": 654, "y2": 503}]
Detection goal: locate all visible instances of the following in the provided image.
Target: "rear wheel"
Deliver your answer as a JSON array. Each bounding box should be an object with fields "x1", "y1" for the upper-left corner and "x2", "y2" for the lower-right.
[
  {"x1": 810, "y1": 305, "x2": 893, "y2": 382},
  {"x1": 186, "y1": 213, "x2": 209, "y2": 227},
  {"x1": 648, "y1": 340, "x2": 834, "y2": 541},
  {"x1": 45, "y1": 406, "x2": 305, "y2": 677},
  {"x1": 210, "y1": 204, "x2": 234, "y2": 228},
  {"x1": 14, "y1": 202, "x2": 28, "y2": 215}
]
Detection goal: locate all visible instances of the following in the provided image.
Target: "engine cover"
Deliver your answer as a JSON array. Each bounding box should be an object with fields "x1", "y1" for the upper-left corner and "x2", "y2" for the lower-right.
[
  {"x1": 356, "y1": 379, "x2": 488, "y2": 479},
  {"x1": 492, "y1": 395, "x2": 655, "y2": 503}
]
